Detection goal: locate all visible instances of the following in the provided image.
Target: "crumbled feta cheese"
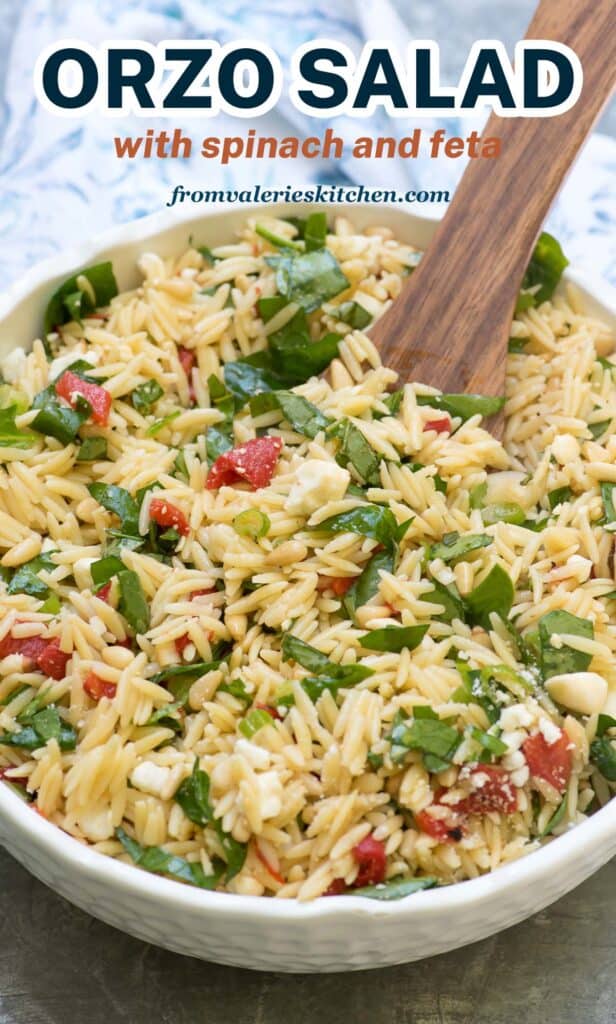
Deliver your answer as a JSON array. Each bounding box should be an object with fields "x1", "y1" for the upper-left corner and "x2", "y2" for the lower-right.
[
  {"x1": 130, "y1": 761, "x2": 171, "y2": 798},
  {"x1": 501, "y1": 729, "x2": 527, "y2": 754},
  {"x1": 236, "y1": 738, "x2": 271, "y2": 770},
  {"x1": 511, "y1": 765, "x2": 530, "y2": 787},
  {"x1": 551, "y1": 433, "x2": 579, "y2": 465},
  {"x1": 499, "y1": 704, "x2": 534, "y2": 732},
  {"x1": 1, "y1": 346, "x2": 27, "y2": 383},
  {"x1": 287, "y1": 460, "x2": 350, "y2": 517},
  {"x1": 256, "y1": 770, "x2": 283, "y2": 820},
  {"x1": 538, "y1": 717, "x2": 563, "y2": 746}
]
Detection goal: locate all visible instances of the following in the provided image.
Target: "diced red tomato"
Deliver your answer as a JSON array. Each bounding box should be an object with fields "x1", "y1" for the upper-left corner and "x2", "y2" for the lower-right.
[
  {"x1": 191, "y1": 588, "x2": 216, "y2": 599},
  {"x1": 206, "y1": 437, "x2": 283, "y2": 491},
  {"x1": 178, "y1": 347, "x2": 195, "y2": 377},
  {"x1": 522, "y1": 728, "x2": 572, "y2": 794},
  {"x1": 332, "y1": 577, "x2": 355, "y2": 596},
  {"x1": 424, "y1": 417, "x2": 451, "y2": 434},
  {"x1": 323, "y1": 877, "x2": 347, "y2": 896},
  {"x1": 255, "y1": 842, "x2": 284, "y2": 885},
  {"x1": 37, "y1": 638, "x2": 71, "y2": 680},
  {"x1": 415, "y1": 807, "x2": 464, "y2": 843},
  {"x1": 83, "y1": 672, "x2": 117, "y2": 701},
  {"x1": 96, "y1": 582, "x2": 112, "y2": 603},
  {"x1": 55, "y1": 371, "x2": 112, "y2": 427},
  {"x1": 0, "y1": 631, "x2": 70, "y2": 680},
  {"x1": 352, "y1": 834, "x2": 387, "y2": 887},
  {"x1": 0, "y1": 632, "x2": 47, "y2": 662},
  {"x1": 175, "y1": 633, "x2": 193, "y2": 658},
  {"x1": 116, "y1": 638, "x2": 133, "y2": 650},
  {"x1": 149, "y1": 497, "x2": 190, "y2": 537},
  {"x1": 455, "y1": 764, "x2": 518, "y2": 815}
]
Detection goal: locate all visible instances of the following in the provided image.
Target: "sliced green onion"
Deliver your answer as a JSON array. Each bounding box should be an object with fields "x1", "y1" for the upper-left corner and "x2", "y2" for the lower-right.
[
  {"x1": 232, "y1": 508, "x2": 271, "y2": 540},
  {"x1": 238, "y1": 708, "x2": 274, "y2": 738},
  {"x1": 146, "y1": 411, "x2": 181, "y2": 437}
]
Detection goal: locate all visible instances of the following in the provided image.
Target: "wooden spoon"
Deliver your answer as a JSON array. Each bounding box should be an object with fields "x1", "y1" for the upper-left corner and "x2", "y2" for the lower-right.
[{"x1": 370, "y1": 0, "x2": 616, "y2": 431}]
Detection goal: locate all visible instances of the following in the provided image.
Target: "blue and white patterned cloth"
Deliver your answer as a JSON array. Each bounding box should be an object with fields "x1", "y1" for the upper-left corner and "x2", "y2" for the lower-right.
[{"x1": 0, "y1": 0, "x2": 614, "y2": 285}]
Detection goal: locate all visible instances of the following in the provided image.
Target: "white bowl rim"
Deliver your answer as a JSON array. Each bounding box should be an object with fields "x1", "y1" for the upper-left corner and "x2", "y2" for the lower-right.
[{"x1": 0, "y1": 201, "x2": 614, "y2": 925}]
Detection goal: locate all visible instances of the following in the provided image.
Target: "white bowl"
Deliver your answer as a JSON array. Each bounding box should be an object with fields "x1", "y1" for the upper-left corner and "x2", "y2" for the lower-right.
[{"x1": 0, "y1": 203, "x2": 615, "y2": 973}]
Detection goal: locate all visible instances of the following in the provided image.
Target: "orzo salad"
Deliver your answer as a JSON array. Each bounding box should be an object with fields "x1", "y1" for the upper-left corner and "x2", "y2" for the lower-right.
[{"x1": 0, "y1": 213, "x2": 614, "y2": 901}]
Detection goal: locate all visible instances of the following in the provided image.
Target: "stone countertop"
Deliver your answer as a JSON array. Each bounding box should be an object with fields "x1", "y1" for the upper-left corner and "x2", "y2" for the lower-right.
[{"x1": 0, "y1": 2, "x2": 614, "y2": 1020}]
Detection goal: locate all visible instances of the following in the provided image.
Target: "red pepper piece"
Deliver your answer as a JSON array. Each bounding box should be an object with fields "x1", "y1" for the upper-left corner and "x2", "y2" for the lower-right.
[
  {"x1": 37, "y1": 638, "x2": 71, "y2": 680},
  {"x1": 149, "y1": 497, "x2": 190, "y2": 537},
  {"x1": 206, "y1": 437, "x2": 283, "y2": 491},
  {"x1": 0, "y1": 632, "x2": 48, "y2": 662},
  {"x1": 455, "y1": 764, "x2": 518, "y2": 815},
  {"x1": 424, "y1": 417, "x2": 451, "y2": 434},
  {"x1": 330, "y1": 577, "x2": 355, "y2": 596},
  {"x1": 55, "y1": 371, "x2": 112, "y2": 426},
  {"x1": 522, "y1": 729, "x2": 572, "y2": 794},
  {"x1": 323, "y1": 877, "x2": 347, "y2": 896},
  {"x1": 352, "y1": 834, "x2": 387, "y2": 887},
  {"x1": 83, "y1": 672, "x2": 117, "y2": 701},
  {"x1": 96, "y1": 582, "x2": 112, "y2": 603},
  {"x1": 175, "y1": 633, "x2": 193, "y2": 658},
  {"x1": 415, "y1": 807, "x2": 465, "y2": 843}
]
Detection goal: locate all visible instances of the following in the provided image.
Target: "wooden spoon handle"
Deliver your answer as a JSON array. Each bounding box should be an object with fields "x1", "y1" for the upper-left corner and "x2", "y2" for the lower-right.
[{"x1": 372, "y1": 0, "x2": 616, "y2": 398}]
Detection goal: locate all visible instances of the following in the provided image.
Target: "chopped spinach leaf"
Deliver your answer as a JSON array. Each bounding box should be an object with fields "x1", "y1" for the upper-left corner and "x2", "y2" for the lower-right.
[
  {"x1": 521, "y1": 232, "x2": 568, "y2": 305},
  {"x1": 548, "y1": 486, "x2": 573, "y2": 511},
  {"x1": 353, "y1": 876, "x2": 437, "y2": 900},
  {"x1": 359, "y1": 624, "x2": 428, "y2": 653},
  {"x1": 0, "y1": 405, "x2": 35, "y2": 449},
  {"x1": 44, "y1": 262, "x2": 118, "y2": 334},
  {"x1": 601, "y1": 482, "x2": 616, "y2": 527},
  {"x1": 31, "y1": 385, "x2": 91, "y2": 444},
  {"x1": 175, "y1": 760, "x2": 247, "y2": 880},
  {"x1": 303, "y1": 211, "x2": 327, "y2": 252},
  {"x1": 465, "y1": 564, "x2": 514, "y2": 628},
  {"x1": 590, "y1": 735, "x2": 616, "y2": 781},
  {"x1": 266, "y1": 249, "x2": 349, "y2": 313},
  {"x1": 538, "y1": 610, "x2": 593, "y2": 679},
  {"x1": 7, "y1": 551, "x2": 56, "y2": 599},
  {"x1": 331, "y1": 301, "x2": 372, "y2": 330},
  {"x1": 218, "y1": 678, "x2": 251, "y2": 707},
  {"x1": 342, "y1": 548, "x2": 394, "y2": 621},
  {"x1": 117, "y1": 569, "x2": 150, "y2": 634},
  {"x1": 76, "y1": 436, "x2": 107, "y2": 462},
  {"x1": 205, "y1": 374, "x2": 235, "y2": 462},
  {"x1": 116, "y1": 826, "x2": 221, "y2": 889},
  {"x1": 314, "y1": 504, "x2": 398, "y2": 549},
  {"x1": 416, "y1": 394, "x2": 504, "y2": 421},
  {"x1": 132, "y1": 379, "x2": 164, "y2": 416},
  {"x1": 429, "y1": 532, "x2": 492, "y2": 564},
  {"x1": 0, "y1": 705, "x2": 76, "y2": 751},
  {"x1": 427, "y1": 579, "x2": 466, "y2": 624},
  {"x1": 328, "y1": 418, "x2": 381, "y2": 485},
  {"x1": 89, "y1": 483, "x2": 140, "y2": 535},
  {"x1": 249, "y1": 390, "x2": 330, "y2": 439}
]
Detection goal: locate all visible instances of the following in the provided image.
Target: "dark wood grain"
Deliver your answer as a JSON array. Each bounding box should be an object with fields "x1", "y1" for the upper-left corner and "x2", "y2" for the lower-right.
[{"x1": 371, "y1": 0, "x2": 616, "y2": 406}]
